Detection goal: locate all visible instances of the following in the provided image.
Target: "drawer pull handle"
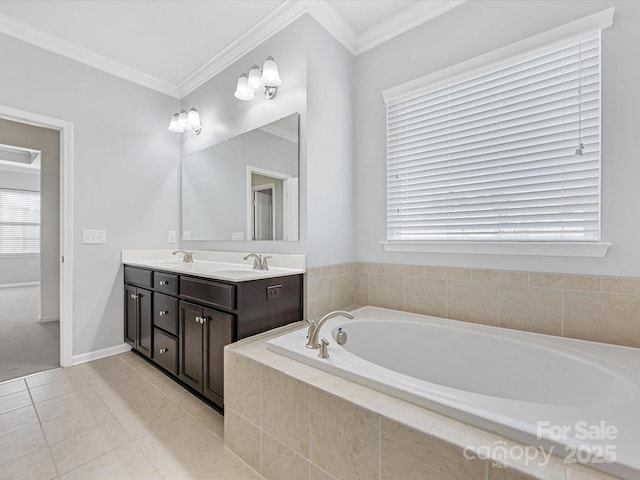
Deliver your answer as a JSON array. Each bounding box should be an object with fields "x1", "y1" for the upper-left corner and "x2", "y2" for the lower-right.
[
  {"x1": 159, "y1": 310, "x2": 168, "y2": 316},
  {"x1": 159, "y1": 348, "x2": 169, "y2": 354},
  {"x1": 159, "y1": 280, "x2": 169, "y2": 285}
]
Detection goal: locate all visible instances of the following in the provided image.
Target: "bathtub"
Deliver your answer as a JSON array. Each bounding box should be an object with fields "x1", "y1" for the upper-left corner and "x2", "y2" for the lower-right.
[{"x1": 266, "y1": 306, "x2": 640, "y2": 479}]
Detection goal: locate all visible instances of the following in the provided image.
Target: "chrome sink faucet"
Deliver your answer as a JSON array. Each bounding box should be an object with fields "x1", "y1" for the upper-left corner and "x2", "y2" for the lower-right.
[
  {"x1": 243, "y1": 253, "x2": 272, "y2": 270},
  {"x1": 172, "y1": 250, "x2": 194, "y2": 263},
  {"x1": 306, "y1": 310, "x2": 354, "y2": 349}
]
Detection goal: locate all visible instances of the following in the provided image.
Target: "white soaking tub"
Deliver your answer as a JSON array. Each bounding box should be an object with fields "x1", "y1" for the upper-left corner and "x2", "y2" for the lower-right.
[{"x1": 266, "y1": 306, "x2": 640, "y2": 479}]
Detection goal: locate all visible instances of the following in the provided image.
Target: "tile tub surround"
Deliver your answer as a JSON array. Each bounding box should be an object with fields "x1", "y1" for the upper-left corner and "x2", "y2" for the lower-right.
[
  {"x1": 225, "y1": 327, "x2": 620, "y2": 480},
  {"x1": 0, "y1": 353, "x2": 259, "y2": 480},
  {"x1": 307, "y1": 263, "x2": 640, "y2": 348}
]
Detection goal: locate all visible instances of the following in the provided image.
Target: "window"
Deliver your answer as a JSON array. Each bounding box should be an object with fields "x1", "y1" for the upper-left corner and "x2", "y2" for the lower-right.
[
  {"x1": 0, "y1": 189, "x2": 40, "y2": 255},
  {"x1": 383, "y1": 9, "x2": 613, "y2": 255}
]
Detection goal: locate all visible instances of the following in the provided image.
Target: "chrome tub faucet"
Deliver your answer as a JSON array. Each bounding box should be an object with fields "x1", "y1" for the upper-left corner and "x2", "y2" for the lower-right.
[{"x1": 306, "y1": 310, "x2": 354, "y2": 349}]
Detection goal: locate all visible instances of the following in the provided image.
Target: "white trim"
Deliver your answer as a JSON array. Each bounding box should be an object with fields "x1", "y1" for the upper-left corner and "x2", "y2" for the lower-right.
[
  {"x1": 356, "y1": 0, "x2": 467, "y2": 55},
  {"x1": 381, "y1": 241, "x2": 612, "y2": 257},
  {"x1": 307, "y1": 0, "x2": 358, "y2": 55},
  {"x1": 0, "y1": 13, "x2": 179, "y2": 98},
  {"x1": 177, "y1": 0, "x2": 309, "y2": 97},
  {"x1": 38, "y1": 315, "x2": 59, "y2": 324},
  {"x1": 0, "y1": 104, "x2": 74, "y2": 368},
  {"x1": 383, "y1": 7, "x2": 615, "y2": 103},
  {"x1": 0, "y1": 281, "x2": 39, "y2": 289},
  {"x1": 72, "y1": 343, "x2": 131, "y2": 366},
  {"x1": 0, "y1": 1, "x2": 466, "y2": 99}
]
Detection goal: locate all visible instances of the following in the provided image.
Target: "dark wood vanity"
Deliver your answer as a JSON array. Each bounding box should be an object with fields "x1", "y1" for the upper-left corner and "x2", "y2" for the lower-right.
[{"x1": 124, "y1": 265, "x2": 303, "y2": 411}]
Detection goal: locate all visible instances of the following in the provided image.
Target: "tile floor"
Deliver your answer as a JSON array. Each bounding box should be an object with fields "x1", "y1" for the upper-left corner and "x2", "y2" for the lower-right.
[{"x1": 0, "y1": 352, "x2": 261, "y2": 480}]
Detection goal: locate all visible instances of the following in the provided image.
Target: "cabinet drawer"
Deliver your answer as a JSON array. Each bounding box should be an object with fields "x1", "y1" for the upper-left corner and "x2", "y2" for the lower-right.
[
  {"x1": 153, "y1": 293, "x2": 179, "y2": 335},
  {"x1": 124, "y1": 266, "x2": 152, "y2": 288},
  {"x1": 154, "y1": 272, "x2": 178, "y2": 295},
  {"x1": 180, "y1": 277, "x2": 236, "y2": 310},
  {"x1": 153, "y1": 328, "x2": 178, "y2": 376}
]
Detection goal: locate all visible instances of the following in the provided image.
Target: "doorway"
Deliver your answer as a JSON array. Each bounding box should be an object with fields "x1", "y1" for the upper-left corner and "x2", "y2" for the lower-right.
[
  {"x1": 0, "y1": 106, "x2": 73, "y2": 378},
  {"x1": 252, "y1": 184, "x2": 275, "y2": 241}
]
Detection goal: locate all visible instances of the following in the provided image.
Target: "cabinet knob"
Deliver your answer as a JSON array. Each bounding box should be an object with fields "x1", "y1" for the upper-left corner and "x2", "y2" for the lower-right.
[
  {"x1": 130, "y1": 294, "x2": 137, "y2": 299},
  {"x1": 159, "y1": 348, "x2": 168, "y2": 354},
  {"x1": 202, "y1": 317, "x2": 207, "y2": 324},
  {"x1": 159, "y1": 310, "x2": 168, "y2": 316},
  {"x1": 159, "y1": 280, "x2": 169, "y2": 285}
]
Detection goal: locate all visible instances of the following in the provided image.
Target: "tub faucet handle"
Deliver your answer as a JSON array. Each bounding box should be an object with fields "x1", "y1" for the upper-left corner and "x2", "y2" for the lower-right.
[{"x1": 318, "y1": 338, "x2": 329, "y2": 359}]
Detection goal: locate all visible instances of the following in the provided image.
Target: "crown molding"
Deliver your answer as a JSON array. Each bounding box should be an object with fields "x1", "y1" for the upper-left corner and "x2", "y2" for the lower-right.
[
  {"x1": 306, "y1": 0, "x2": 358, "y2": 55},
  {"x1": 0, "y1": 13, "x2": 180, "y2": 98},
  {"x1": 356, "y1": 0, "x2": 467, "y2": 55},
  {"x1": 0, "y1": 1, "x2": 466, "y2": 100},
  {"x1": 177, "y1": 0, "x2": 310, "y2": 97}
]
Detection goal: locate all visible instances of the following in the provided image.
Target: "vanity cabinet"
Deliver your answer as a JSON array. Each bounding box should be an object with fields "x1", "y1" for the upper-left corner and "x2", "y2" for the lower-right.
[
  {"x1": 124, "y1": 273, "x2": 152, "y2": 358},
  {"x1": 179, "y1": 301, "x2": 233, "y2": 406},
  {"x1": 123, "y1": 264, "x2": 302, "y2": 411}
]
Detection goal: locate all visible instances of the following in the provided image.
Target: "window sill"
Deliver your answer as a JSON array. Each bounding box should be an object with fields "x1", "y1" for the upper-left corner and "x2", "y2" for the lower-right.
[{"x1": 381, "y1": 241, "x2": 612, "y2": 257}]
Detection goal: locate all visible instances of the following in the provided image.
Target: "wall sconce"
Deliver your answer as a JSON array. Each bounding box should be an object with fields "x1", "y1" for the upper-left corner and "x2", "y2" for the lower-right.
[
  {"x1": 234, "y1": 56, "x2": 282, "y2": 101},
  {"x1": 168, "y1": 107, "x2": 202, "y2": 135}
]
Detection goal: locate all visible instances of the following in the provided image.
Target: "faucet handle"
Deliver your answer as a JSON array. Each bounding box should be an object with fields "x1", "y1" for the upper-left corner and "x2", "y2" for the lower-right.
[{"x1": 261, "y1": 256, "x2": 271, "y2": 270}]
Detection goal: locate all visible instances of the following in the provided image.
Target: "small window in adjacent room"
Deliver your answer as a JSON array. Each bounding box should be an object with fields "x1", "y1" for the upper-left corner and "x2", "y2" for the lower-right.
[
  {"x1": 0, "y1": 188, "x2": 40, "y2": 255},
  {"x1": 382, "y1": 9, "x2": 613, "y2": 256}
]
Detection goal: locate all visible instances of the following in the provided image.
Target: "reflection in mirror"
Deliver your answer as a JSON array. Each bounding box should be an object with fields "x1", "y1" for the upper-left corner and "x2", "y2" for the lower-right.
[{"x1": 182, "y1": 113, "x2": 299, "y2": 242}]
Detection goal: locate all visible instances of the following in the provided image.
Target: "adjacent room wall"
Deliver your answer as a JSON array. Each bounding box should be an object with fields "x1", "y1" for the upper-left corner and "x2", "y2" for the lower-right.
[
  {"x1": 354, "y1": 0, "x2": 640, "y2": 276},
  {"x1": 0, "y1": 168, "x2": 40, "y2": 286},
  {"x1": 0, "y1": 33, "x2": 181, "y2": 356},
  {"x1": 0, "y1": 120, "x2": 57, "y2": 319}
]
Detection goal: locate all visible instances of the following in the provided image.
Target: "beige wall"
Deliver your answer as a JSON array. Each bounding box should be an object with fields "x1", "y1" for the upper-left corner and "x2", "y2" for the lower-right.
[
  {"x1": 0, "y1": 118, "x2": 59, "y2": 320},
  {"x1": 307, "y1": 262, "x2": 640, "y2": 349}
]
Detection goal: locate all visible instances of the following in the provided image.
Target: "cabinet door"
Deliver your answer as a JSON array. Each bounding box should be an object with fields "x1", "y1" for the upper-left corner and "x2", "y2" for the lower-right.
[
  {"x1": 179, "y1": 301, "x2": 204, "y2": 391},
  {"x1": 136, "y1": 288, "x2": 152, "y2": 358},
  {"x1": 203, "y1": 308, "x2": 234, "y2": 406},
  {"x1": 124, "y1": 285, "x2": 137, "y2": 347}
]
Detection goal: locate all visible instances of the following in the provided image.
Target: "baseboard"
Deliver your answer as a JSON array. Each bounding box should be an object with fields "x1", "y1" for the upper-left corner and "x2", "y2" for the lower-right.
[
  {"x1": 72, "y1": 343, "x2": 131, "y2": 366},
  {"x1": 0, "y1": 282, "x2": 40, "y2": 289},
  {"x1": 38, "y1": 315, "x2": 59, "y2": 324}
]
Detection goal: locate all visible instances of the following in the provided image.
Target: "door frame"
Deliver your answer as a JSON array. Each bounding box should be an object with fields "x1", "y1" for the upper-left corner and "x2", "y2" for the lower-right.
[
  {"x1": 0, "y1": 105, "x2": 74, "y2": 367},
  {"x1": 251, "y1": 183, "x2": 276, "y2": 241},
  {"x1": 246, "y1": 165, "x2": 291, "y2": 242}
]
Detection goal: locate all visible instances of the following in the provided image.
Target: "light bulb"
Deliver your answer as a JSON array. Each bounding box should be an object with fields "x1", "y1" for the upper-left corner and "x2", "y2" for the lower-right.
[
  {"x1": 261, "y1": 56, "x2": 282, "y2": 87},
  {"x1": 177, "y1": 110, "x2": 189, "y2": 129},
  {"x1": 187, "y1": 108, "x2": 200, "y2": 129},
  {"x1": 248, "y1": 65, "x2": 263, "y2": 92},
  {"x1": 234, "y1": 74, "x2": 255, "y2": 101},
  {"x1": 168, "y1": 113, "x2": 184, "y2": 133}
]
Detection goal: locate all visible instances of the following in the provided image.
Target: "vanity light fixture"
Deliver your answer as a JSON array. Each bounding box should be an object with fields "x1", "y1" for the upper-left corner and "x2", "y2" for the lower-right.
[
  {"x1": 168, "y1": 107, "x2": 202, "y2": 135},
  {"x1": 234, "y1": 55, "x2": 282, "y2": 101}
]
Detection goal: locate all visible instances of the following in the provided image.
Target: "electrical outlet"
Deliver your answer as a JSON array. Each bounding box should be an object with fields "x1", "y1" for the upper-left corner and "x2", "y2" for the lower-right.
[
  {"x1": 183, "y1": 231, "x2": 191, "y2": 241},
  {"x1": 168, "y1": 231, "x2": 176, "y2": 243},
  {"x1": 82, "y1": 229, "x2": 107, "y2": 244}
]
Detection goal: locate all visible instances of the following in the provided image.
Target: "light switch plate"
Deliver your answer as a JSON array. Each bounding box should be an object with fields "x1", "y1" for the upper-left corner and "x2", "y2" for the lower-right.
[
  {"x1": 82, "y1": 229, "x2": 107, "y2": 244},
  {"x1": 168, "y1": 231, "x2": 177, "y2": 243},
  {"x1": 183, "y1": 231, "x2": 191, "y2": 241}
]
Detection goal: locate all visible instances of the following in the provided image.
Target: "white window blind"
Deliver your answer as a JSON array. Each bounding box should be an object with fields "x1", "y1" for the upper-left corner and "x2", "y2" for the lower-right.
[
  {"x1": 0, "y1": 189, "x2": 40, "y2": 255},
  {"x1": 385, "y1": 31, "x2": 602, "y2": 243}
]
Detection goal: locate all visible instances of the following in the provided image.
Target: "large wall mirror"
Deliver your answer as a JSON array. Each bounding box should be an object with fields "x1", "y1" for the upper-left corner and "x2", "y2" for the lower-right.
[{"x1": 182, "y1": 113, "x2": 299, "y2": 242}]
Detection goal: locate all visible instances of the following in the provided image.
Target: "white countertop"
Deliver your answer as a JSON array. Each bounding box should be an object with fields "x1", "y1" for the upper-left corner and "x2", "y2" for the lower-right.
[{"x1": 121, "y1": 250, "x2": 305, "y2": 282}]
